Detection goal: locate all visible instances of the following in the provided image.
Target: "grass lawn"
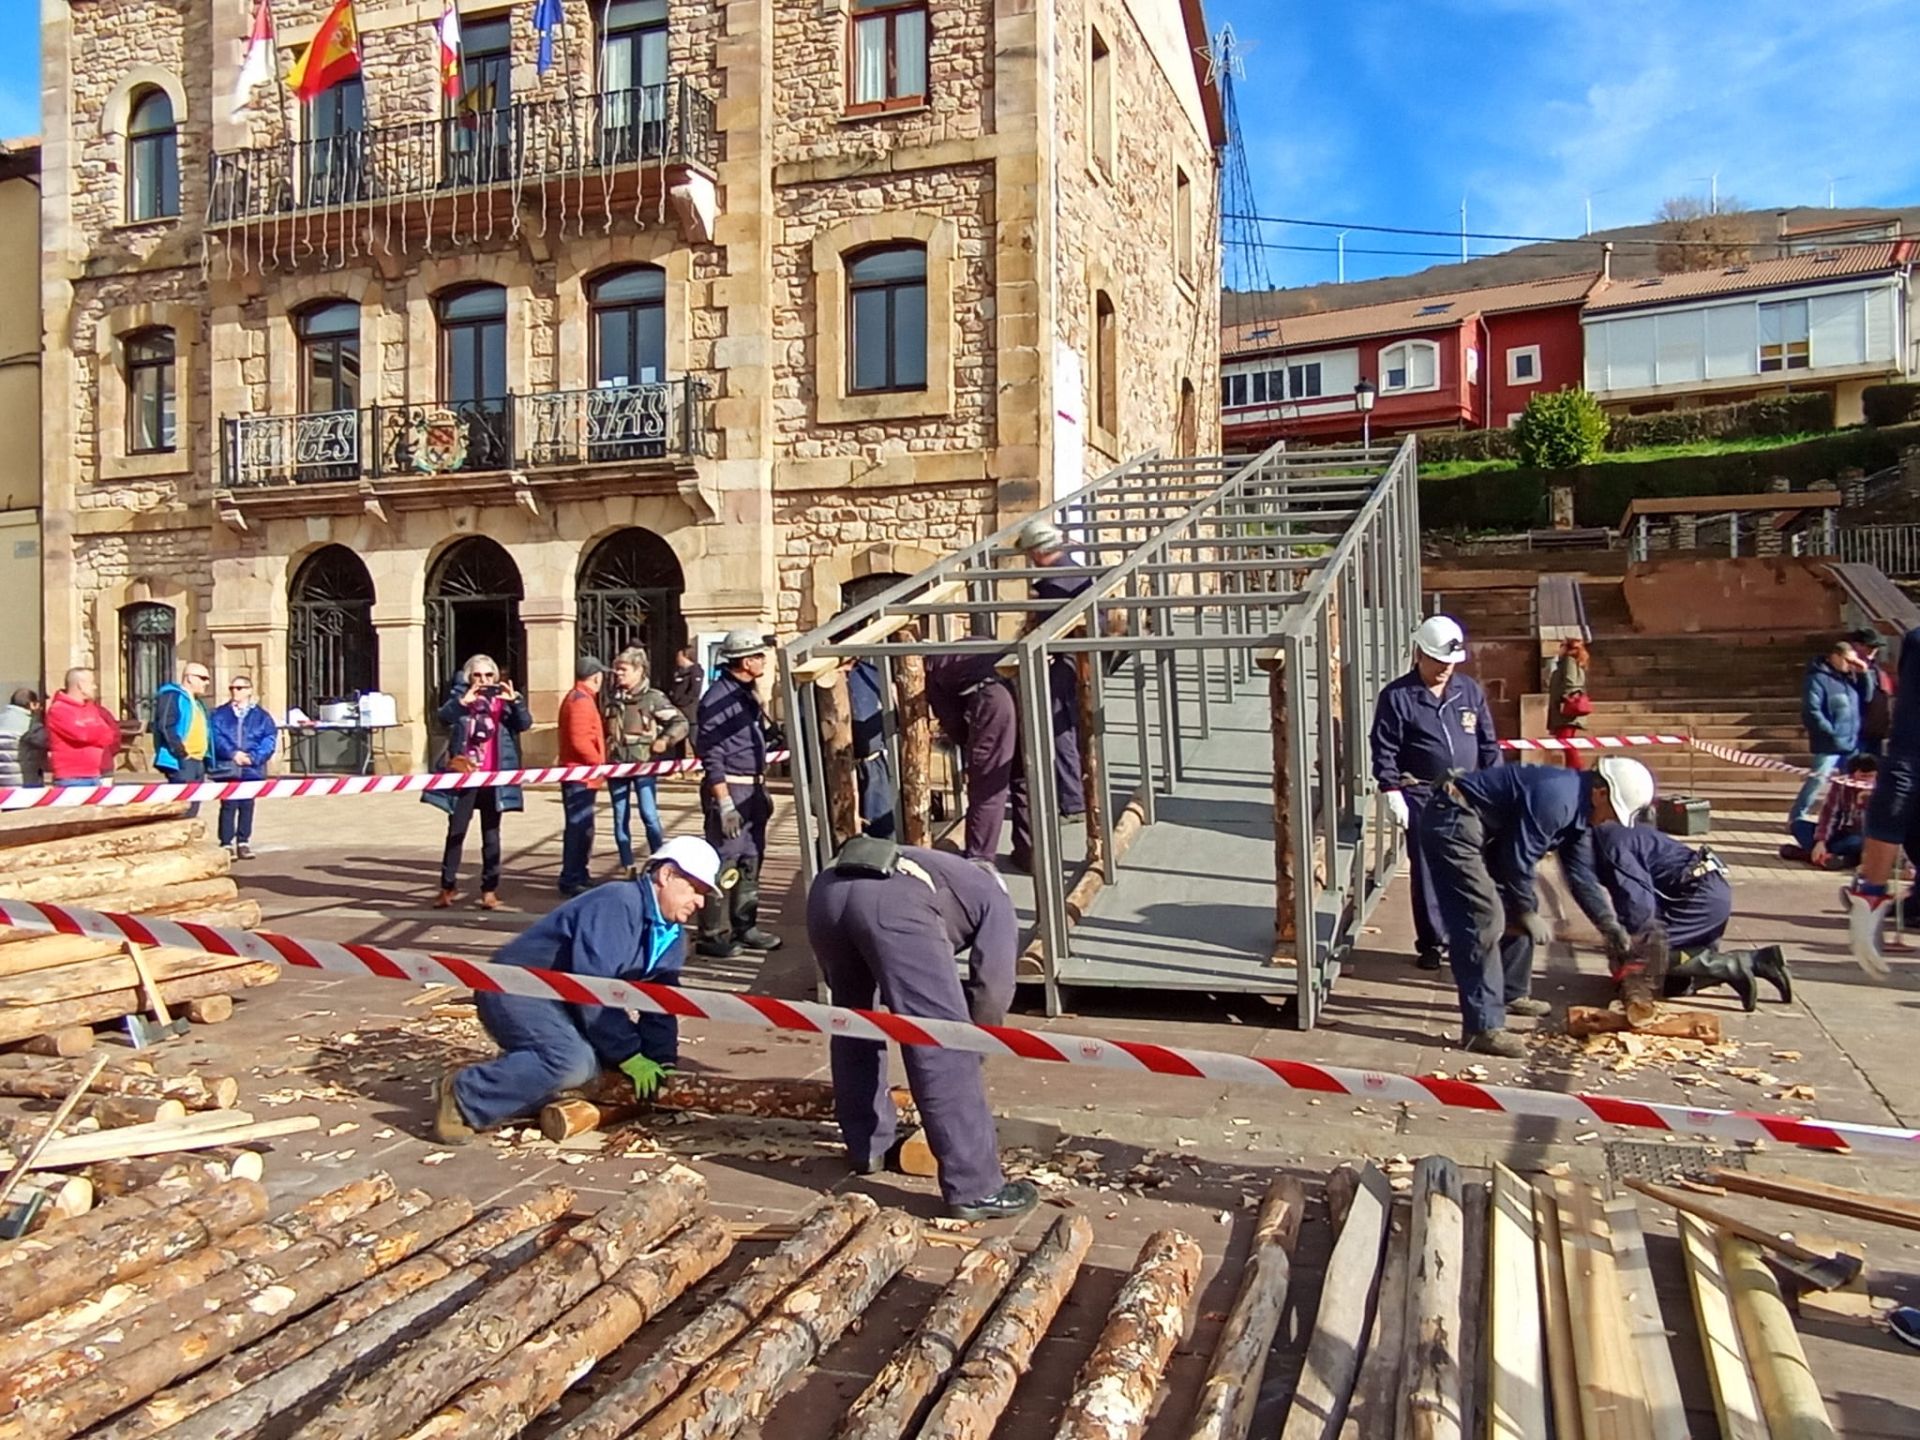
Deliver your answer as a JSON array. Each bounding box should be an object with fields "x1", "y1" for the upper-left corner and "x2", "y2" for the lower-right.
[{"x1": 1420, "y1": 430, "x2": 1831, "y2": 480}]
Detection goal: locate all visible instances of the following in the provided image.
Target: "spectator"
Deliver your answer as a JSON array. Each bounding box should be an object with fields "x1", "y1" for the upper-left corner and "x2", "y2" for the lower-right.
[
  {"x1": 1790, "y1": 639, "x2": 1862, "y2": 837},
  {"x1": 1850, "y1": 628, "x2": 1893, "y2": 757},
  {"x1": 153, "y1": 660, "x2": 213, "y2": 817},
  {"x1": 209, "y1": 674, "x2": 278, "y2": 860},
  {"x1": 0, "y1": 688, "x2": 40, "y2": 788},
  {"x1": 1806, "y1": 755, "x2": 1876, "y2": 870},
  {"x1": 605, "y1": 646, "x2": 689, "y2": 877},
  {"x1": 423, "y1": 655, "x2": 532, "y2": 911},
  {"x1": 1547, "y1": 638, "x2": 1594, "y2": 771},
  {"x1": 44, "y1": 668, "x2": 119, "y2": 786},
  {"x1": 665, "y1": 644, "x2": 703, "y2": 760},
  {"x1": 558, "y1": 656, "x2": 608, "y2": 897}
]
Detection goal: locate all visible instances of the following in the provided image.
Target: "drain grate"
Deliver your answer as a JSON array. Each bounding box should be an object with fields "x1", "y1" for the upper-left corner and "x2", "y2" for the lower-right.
[{"x1": 1603, "y1": 1139, "x2": 1747, "y2": 1190}]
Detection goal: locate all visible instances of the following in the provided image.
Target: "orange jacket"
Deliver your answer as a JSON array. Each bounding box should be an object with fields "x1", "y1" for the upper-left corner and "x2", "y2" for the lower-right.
[{"x1": 558, "y1": 686, "x2": 607, "y2": 787}]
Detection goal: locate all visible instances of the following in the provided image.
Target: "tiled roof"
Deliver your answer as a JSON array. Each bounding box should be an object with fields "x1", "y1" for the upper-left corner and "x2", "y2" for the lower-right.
[
  {"x1": 1223, "y1": 272, "x2": 1600, "y2": 357},
  {"x1": 1584, "y1": 244, "x2": 1909, "y2": 313}
]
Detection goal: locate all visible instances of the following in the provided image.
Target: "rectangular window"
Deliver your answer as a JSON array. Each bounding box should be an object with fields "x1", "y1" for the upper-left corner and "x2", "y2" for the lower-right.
[
  {"x1": 1288, "y1": 362, "x2": 1322, "y2": 399},
  {"x1": 1174, "y1": 167, "x2": 1193, "y2": 278},
  {"x1": 1758, "y1": 299, "x2": 1811, "y2": 372},
  {"x1": 847, "y1": 245, "x2": 929, "y2": 393},
  {"x1": 849, "y1": 0, "x2": 929, "y2": 113},
  {"x1": 1507, "y1": 345, "x2": 1541, "y2": 384},
  {"x1": 1221, "y1": 373, "x2": 1248, "y2": 408},
  {"x1": 1250, "y1": 372, "x2": 1268, "y2": 404},
  {"x1": 1093, "y1": 290, "x2": 1118, "y2": 433},
  {"x1": 125, "y1": 330, "x2": 177, "y2": 455},
  {"x1": 1088, "y1": 27, "x2": 1113, "y2": 176}
]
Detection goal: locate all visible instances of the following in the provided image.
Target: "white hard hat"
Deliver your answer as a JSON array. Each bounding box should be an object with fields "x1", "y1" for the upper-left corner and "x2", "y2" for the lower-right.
[
  {"x1": 648, "y1": 836, "x2": 722, "y2": 893},
  {"x1": 718, "y1": 628, "x2": 769, "y2": 661},
  {"x1": 1412, "y1": 615, "x2": 1468, "y2": 662},
  {"x1": 1013, "y1": 518, "x2": 1063, "y2": 553},
  {"x1": 1595, "y1": 757, "x2": 1657, "y2": 827}
]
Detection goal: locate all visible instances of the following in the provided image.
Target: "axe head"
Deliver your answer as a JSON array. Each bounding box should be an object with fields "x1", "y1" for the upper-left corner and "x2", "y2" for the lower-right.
[
  {"x1": 124, "y1": 1012, "x2": 189, "y2": 1048},
  {"x1": 1771, "y1": 1249, "x2": 1865, "y2": 1293}
]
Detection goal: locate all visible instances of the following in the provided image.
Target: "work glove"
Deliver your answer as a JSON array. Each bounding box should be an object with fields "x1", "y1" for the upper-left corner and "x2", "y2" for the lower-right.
[
  {"x1": 1601, "y1": 924, "x2": 1634, "y2": 962},
  {"x1": 1514, "y1": 911, "x2": 1553, "y2": 947},
  {"x1": 716, "y1": 794, "x2": 744, "y2": 839},
  {"x1": 1385, "y1": 791, "x2": 1410, "y2": 829},
  {"x1": 618, "y1": 1054, "x2": 670, "y2": 1100}
]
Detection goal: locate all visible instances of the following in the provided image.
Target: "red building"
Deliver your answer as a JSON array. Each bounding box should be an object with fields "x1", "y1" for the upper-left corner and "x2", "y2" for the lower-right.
[{"x1": 1221, "y1": 272, "x2": 1600, "y2": 447}]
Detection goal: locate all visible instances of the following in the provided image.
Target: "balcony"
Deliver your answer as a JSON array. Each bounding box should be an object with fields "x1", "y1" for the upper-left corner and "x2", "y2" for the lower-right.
[
  {"x1": 218, "y1": 379, "x2": 709, "y2": 502},
  {"x1": 206, "y1": 81, "x2": 718, "y2": 259}
]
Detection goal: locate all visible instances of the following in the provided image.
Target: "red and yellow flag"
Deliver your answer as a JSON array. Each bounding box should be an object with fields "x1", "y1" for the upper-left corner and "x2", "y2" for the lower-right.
[{"x1": 288, "y1": 0, "x2": 362, "y2": 103}]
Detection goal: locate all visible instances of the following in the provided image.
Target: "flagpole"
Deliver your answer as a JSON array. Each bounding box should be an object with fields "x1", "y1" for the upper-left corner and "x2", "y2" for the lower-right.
[{"x1": 270, "y1": 0, "x2": 293, "y2": 146}]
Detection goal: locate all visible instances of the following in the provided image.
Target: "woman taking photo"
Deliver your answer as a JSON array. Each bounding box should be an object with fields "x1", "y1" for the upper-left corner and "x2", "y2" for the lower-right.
[{"x1": 424, "y1": 654, "x2": 532, "y2": 909}]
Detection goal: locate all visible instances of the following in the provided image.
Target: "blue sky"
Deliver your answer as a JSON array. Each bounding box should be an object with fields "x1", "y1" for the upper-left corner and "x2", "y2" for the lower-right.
[{"x1": 1207, "y1": 0, "x2": 1920, "y2": 289}]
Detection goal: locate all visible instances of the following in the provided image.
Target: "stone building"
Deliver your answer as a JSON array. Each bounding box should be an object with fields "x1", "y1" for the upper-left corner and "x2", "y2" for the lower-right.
[
  {"x1": 40, "y1": 0, "x2": 1223, "y2": 765},
  {"x1": 0, "y1": 139, "x2": 41, "y2": 696}
]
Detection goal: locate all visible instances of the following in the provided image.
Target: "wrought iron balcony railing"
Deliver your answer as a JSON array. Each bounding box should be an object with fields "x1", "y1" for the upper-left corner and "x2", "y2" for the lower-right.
[
  {"x1": 220, "y1": 378, "x2": 708, "y2": 490},
  {"x1": 207, "y1": 80, "x2": 717, "y2": 226}
]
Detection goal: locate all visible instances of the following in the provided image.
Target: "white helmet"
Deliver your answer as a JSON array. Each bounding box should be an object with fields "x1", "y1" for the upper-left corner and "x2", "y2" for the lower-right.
[
  {"x1": 1013, "y1": 518, "x2": 1063, "y2": 554},
  {"x1": 648, "y1": 835, "x2": 722, "y2": 893},
  {"x1": 1595, "y1": 757, "x2": 1657, "y2": 827},
  {"x1": 717, "y1": 628, "x2": 769, "y2": 662},
  {"x1": 1413, "y1": 615, "x2": 1468, "y2": 663}
]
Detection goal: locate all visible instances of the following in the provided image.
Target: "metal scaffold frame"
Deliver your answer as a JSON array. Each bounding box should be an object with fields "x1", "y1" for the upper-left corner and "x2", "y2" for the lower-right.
[{"x1": 779, "y1": 438, "x2": 1424, "y2": 1028}]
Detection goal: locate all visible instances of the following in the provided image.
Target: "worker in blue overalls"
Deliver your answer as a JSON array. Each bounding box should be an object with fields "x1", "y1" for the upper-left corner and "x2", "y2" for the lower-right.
[
  {"x1": 1592, "y1": 820, "x2": 1792, "y2": 1011},
  {"x1": 849, "y1": 659, "x2": 896, "y2": 838},
  {"x1": 1012, "y1": 518, "x2": 1089, "y2": 824},
  {"x1": 1369, "y1": 615, "x2": 1501, "y2": 971},
  {"x1": 432, "y1": 836, "x2": 720, "y2": 1143},
  {"x1": 696, "y1": 629, "x2": 783, "y2": 959}
]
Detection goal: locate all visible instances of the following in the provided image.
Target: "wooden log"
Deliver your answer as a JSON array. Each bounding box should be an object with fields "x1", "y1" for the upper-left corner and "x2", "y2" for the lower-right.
[
  {"x1": 0, "y1": 1198, "x2": 473, "y2": 1440},
  {"x1": 1185, "y1": 1177, "x2": 1306, "y2": 1440},
  {"x1": 1266, "y1": 650, "x2": 1299, "y2": 955},
  {"x1": 11, "y1": 1112, "x2": 318, "y2": 1169},
  {"x1": 1485, "y1": 1167, "x2": 1546, "y2": 1440},
  {"x1": 1336, "y1": 1199, "x2": 1410, "y2": 1440},
  {"x1": 84, "y1": 1149, "x2": 261, "y2": 1198},
  {"x1": 1279, "y1": 1163, "x2": 1394, "y2": 1440},
  {"x1": 0, "y1": 803, "x2": 191, "y2": 848},
  {"x1": 1556, "y1": 1183, "x2": 1653, "y2": 1440},
  {"x1": 0, "y1": 1053, "x2": 105, "y2": 1214},
  {"x1": 294, "y1": 1166, "x2": 707, "y2": 1440},
  {"x1": 916, "y1": 1214, "x2": 1095, "y2": 1440},
  {"x1": 1530, "y1": 1185, "x2": 1583, "y2": 1440},
  {"x1": 403, "y1": 1215, "x2": 736, "y2": 1440},
  {"x1": 1016, "y1": 788, "x2": 1149, "y2": 979},
  {"x1": 1398, "y1": 1157, "x2": 1466, "y2": 1440},
  {"x1": 1454, "y1": 1176, "x2": 1488, "y2": 1440},
  {"x1": 0, "y1": 935, "x2": 125, "y2": 981},
  {"x1": 1053, "y1": 1228, "x2": 1202, "y2": 1440},
  {"x1": 836, "y1": 1238, "x2": 1021, "y2": 1440},
  {"x1": 75, "y1": 1094, "x2": 188, "y2": 1128},
  {"x1": 1677, "y1": 1214, "x2": 1767, "y2": 1440},
  {"x1": 0, "y1": 817, "x2": 204, "y2": 876},
  {"x1": 817, "y1": 670, "x2": 861, "y2": 848},
  {"x1": 0, "y1": 1054, "x2": 239, "y2": 1109},
  {"x1": 896, "y1": 653, "x2": 932, "y2": 847},
  {"x1": 16, "y1": 1025, "x2": 97, "y2": 1056},
  {"x1": 1720, "y1": 1231, "x2": 1836, "y2": 1440},
  {"x1": 1324, "y1": 1164, "x2": 1360, "y2": 1229},
  {"x1": 17, "y1": 1174, "x2": 95, "y2": 1233},
  {"x1": 1605, "y1": 1197, "x2": 1687, "y2": 1440},
  {"x1": 0, "y1": 946, "x2": 264, "y2": 1010},
  {"x1": 1076, "y1": 651, "x2": 1108, "y2": 873},
  {"x1": 103, "y1": 1187, "x2": 577, "y2": 1440},
  {"x1": 1705, "y1": 1167, "x2": 1920, "y2": 1234},
  {"x1": 184, "y1": 994, "x2": 235, "y2": 1025},
  {"x1": 3, "y1": 844, "x2": 231, "y2": 906},
  {"x1": 540, "y1": 1071, "x2": 911, "y2": 1141},
  {"x1": 552, "y1": 1193, "x2": 877, "y2": 1440},
  {"x1": 0, "y1": 962, "x2": 278, "y2": 1048},
  {"x1": 1566, "y1": 1005, "x2": 1723, "y2": 1041},
  {"x1": 632, "y1": 1208, "x2": 923, "y2": 1440},
  {"x1": 0, "y1": 1172, "x2": 210, "y2": 1275},
  {"x1": 0, "y1": 1177, "x2": 267, "y2": 1327}
]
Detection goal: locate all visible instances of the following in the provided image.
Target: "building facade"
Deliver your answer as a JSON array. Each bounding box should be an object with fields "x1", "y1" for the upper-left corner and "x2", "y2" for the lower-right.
[
  {"x1": 41, "y1": 0, "x2": 1222, "y2": 765},
  {"x1": 0, "y1": 140, "x2": 41, "y2": 697}
]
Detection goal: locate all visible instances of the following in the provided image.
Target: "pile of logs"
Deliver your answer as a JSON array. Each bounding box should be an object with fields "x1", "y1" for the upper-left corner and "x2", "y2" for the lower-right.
[{"x1": 0, "y1": 805, "x2": 269, "y2": 1053}]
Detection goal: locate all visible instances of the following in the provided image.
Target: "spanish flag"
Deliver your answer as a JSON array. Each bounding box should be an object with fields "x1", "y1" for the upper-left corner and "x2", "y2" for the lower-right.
[{"x1": 288, "y1": 0, "x2": 361, "y2": 104}]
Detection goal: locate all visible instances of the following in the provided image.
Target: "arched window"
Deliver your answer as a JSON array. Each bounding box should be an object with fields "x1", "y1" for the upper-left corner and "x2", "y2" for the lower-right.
[
  {"x1": 426, "y1": 537, "x2": 525, "y2": 716},
  {"x1": 577, "y1": 529, "x2": 686, "y2": 683},
  {"x1": 846, "y1": 244, "x2": 927, "y2": 394},
  {"x1": 127, "y1": 88, "x2": 180, "y2": 221},
  {"x1": 120, "y1": 602, "x2": 176, "y2": 724},
  {"x1": 1379, "y1": 339, "x2": 1440, "y2": 394},
  {"x1": 289, "y1": 546, "x2": 378, "y2": 715},
  {"x1": 590, "y1": 267, "x2": 668, "y2": 388},
  {"x1": 124, "y1": 328, "x2": 177, "y2": 454},
  {"x1": 436, "y1": 285, "x2": 510, "y2": 470},
  {"x1": 297, "y1": 301, "x2": 361, "y2": 414}
]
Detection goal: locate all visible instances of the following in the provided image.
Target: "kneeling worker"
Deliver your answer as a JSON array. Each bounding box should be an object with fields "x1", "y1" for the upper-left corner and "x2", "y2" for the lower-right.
[
  {"x1": 1592, "y1": 821, "x2": 1791, "y2": 1012},
  {"x1": 433, "y1": 836, "x2": 721, "y2": 1144},
  {"x1": 1423, "y1": 757, "x2": 1654, "y2": 1057},
  {"x1": 806, "y1": 836, "x2": 1039, "y2": 1222}
]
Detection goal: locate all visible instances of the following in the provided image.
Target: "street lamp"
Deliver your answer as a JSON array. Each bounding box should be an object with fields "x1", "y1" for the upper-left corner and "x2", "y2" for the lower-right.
[{"x1": 1354, "y1": 378, "x2": 1377, "y2": 450}]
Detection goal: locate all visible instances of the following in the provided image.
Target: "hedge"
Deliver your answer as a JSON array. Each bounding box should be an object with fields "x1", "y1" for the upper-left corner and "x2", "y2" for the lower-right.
[
  {"x1": 1864, "y1": 384, "x2": 1920, "y2": 428},
  {"x1": 1416, "y1": 429, "x2": 1517, "y2": 464},
  {"x1": 1604, "y1": 391, "x2": 1833, "y2": 449}
]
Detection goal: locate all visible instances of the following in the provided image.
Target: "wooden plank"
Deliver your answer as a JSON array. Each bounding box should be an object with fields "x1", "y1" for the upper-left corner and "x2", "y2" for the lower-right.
[
  {"x1": 1705, "y1": 1167, "x2": 1920, "y2": 1234},
  {"x1": 1604, "y1": 1197, "x2": 1687, "y2": 1440},
  {"x1": 12, "y1": 1114, "x2": 319, "y2": 1169},
  {"x1": 1186, "y1": 1177, "x2": 1306, "y2": 1440},
  {"x1": 1678, "y1": 1214, "x2": 1769, "y2": 1440},
  {"x1": 1718, "y1": 1231, "x2": 1836, "y2": 1440},
  {"x1": 792, "y1": 582, "x2": 966, "y2": 684},
  {"x1": 1531, "y1": 1185, "x2": 1583, "y2": 1440},
  {"x1": 1556, "y1": 1184, "x2": 1653, "y2": 1440},
  {"x1": 1486, "y1": 1168, "x2": 1546, "y2": 1440},
  {"x1": 1279, "y1": 1163, "x2": 1393, "y2": 1440},
  {"x1": 1333, "y1": 1199, "x2": 1408, "y2": 1440}
]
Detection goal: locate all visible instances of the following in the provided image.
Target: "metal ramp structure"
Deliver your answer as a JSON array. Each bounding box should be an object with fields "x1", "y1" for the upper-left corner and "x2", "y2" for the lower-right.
[{"x1": 778, "y1": 440, "x2": 1423, "y2": 1028}]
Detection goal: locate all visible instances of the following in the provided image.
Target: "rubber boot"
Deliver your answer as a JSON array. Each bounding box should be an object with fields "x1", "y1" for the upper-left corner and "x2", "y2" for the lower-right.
[
  {"x1": 1669, "y1": 948, "x2": 1758, "y2": 1013},
  {"x1": 696, "y1": 888, "x2": 741, "y2": 959},
  {"x1": 730, "y1": 857, "x2": 783, "y2": 952},
  {"x1": 1749, "y1": 945, "x2": 1792, "y2": 1004}
]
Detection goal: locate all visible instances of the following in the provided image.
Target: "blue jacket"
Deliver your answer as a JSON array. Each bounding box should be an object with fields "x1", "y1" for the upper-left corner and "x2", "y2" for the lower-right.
[
  {"x1": 209, "y1": 703, "x2": 278, "y2": 781},
  {"x1": 1450, "y1": 764, "x2": 1617, "y2": 929},
  {"x1": 1370, "y1": 669, "x2": 1501, "y2": 791},
  {"x1": 1801, "y1": 657, "x2": 1861, "y2": 756},
  {"x1": 151, "y1": 682, "x2": 210, "y2": 774},
  {"x1": 422, "y1": 676, "x2": 534, "y2": 815},
  {"x1": 695, "y1": 669, "x2": 768, "y2": 790},
  {"x1": 1591, "y1": 822, "x2": 1728, "y2": 938},
  {"x1": 849, "y1": 660, "x2": 885, "y2": 761},
  {"x1": 491, "y1": 877, "x2": 685, "y2": 1067}
]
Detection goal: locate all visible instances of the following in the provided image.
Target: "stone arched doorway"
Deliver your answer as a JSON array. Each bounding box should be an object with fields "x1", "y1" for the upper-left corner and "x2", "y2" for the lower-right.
[
  {"x1": 425, "y1": 537, "x2": 526, "y2": 717},
  {"x1": 576, "y1": 528, "x2": 685, "y2": 682},
  {"x1": 288, "y1": 545, "x2": 378, "y2": 714},
  {"x1": 840, "y1": 571, "x2": 907, "y2": 612}
]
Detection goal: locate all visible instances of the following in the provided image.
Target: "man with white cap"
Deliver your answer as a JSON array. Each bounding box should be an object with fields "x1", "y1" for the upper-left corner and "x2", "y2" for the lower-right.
[
  {"x1": 1420, "y1": 756, "x2": 1652, "y2": 1057},
  {"x1": 432, "y1": 835, "x2": 721, "y2": 1143},
  {"x1": 1369, "y1": 615, "x2": 1500, "y2": 971},
  {"x1": 1011, "y1": 517, "x2": 1090, "y2": 824},
  {"x1": 695, "y1": 628, "x2": 783, "y2": 959}
]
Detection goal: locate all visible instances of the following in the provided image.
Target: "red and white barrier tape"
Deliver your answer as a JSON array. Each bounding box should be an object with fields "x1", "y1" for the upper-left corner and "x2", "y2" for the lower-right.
[
  {"x1": 0, "y1": 895, "x2": 1909, "y2": 1156},
  {"x1": 1499, "y1": 733, "x2": 1687, "y2": 753},
  {"x1": 0, "y1": 753, "x2": 792, "y2": 812}
]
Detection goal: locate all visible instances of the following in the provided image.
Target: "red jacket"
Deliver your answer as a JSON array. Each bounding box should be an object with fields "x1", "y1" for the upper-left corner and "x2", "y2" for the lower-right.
[
  {"x1": 45, "y1": 691, "x2": 119, "y2": 781},
  {"x1": 558, "y1": 686, "x2": 607, "y2": 789}
]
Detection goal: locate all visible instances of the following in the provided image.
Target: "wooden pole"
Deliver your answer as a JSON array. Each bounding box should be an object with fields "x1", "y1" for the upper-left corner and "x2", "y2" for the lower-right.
[
  {"x1": 0, "y1": 1171, "x2": 210, "y2": 1273},
  {"x1": 1075, "y1": 651, "x2": 1108, "y2": 873},
  {"x1": 1335, "y1": 1199, "x2": 1409, "y2": 1440},
  {"x1": 1279, "y1": 1163, "x2": 1393, "y2": 1440},
  {"x1": 1485, "y1": 1167, "x2": 1546, "y2": 1440},
  {"x1": 896, "y1": 653, "x2": 933, "y2": 847},
  {"x1": 631, "y1": 1209, "x2": 923, "y2": 1440},
  {"x1": 0, "y1": 1054, "x2": 241, "y2": 1110},
  {"x1": 1677, "y1": 1213, "x2": 1767, "y2": 1440},
  {"x1": 1454, "y1": 1175, "x2": 1488, "y2": 1440},
  {"x1": 551, "y1": 1193, "x2": 876, "y2": 1440},
  {"x1": 1185, "y1": 1177, "x2": 1305, "y2": 1440},
  {"x1": 294, "y1": 1167, "x2": 707, "y2": 1440},
  {"x1": 1605, "y1": 1197, "x2": 1687, "y2": 1440},
  {"x1": 816, "y1": 670, "x2": 862, "y2": 848},
  {"x1": 1054, "y1": 1228, "x2": 1202, "y2": 1440},
  {"x1": 1530, "y1": 1184, "x2": 1583, "y2": 1440},
  {"x1": 1705, "y1": 1167, "x2": 1920, "y2": 1234},
  {"x1": 1720, "y1": 1231, "x2": 1837, "y2": 1440},
  {"x1": 1264, "y1": 650, "x2": 1298, "y2": 956},
  {"x1": 0, "y1": 959, "x2": 277, "y2": 1046},
  {"x1": 75, "y1": 1094, "x2": 189, "y2": 1128},
  {"x1": 835, "y1": 1238, "x2": 1021, "y2": 1440},
  {"x1": 1398, "y1": 1157, "x2": 1465, "y2": 1440},
  {"x1": 917, "y1": 1213, "x2": 1094, "y2": 1440},
  {"x1": 83, "y1": 1149, "x2": 262, "y2": 1198},
  {"x1": 0, "y1": 1053, "x2": 106, "y2": 1213},
  {"x1": 1015, "y1": 788, "x2": 1149, "y2": 980}
]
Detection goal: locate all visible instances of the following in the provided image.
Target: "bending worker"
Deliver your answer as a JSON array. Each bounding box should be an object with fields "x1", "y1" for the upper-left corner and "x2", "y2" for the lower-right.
[
  {"x1": 807, "y1": 835, "x2": 1040, "y2": 1222},
  {"x1": 926, "y1": 649, "x2": 1032, "y2": 871},
  {"x1": 1422, "y1": 756, "x2": 1653, "y2": 1057},
  {"x1": 1012, "y1": 518, "x2": 1089, "y2": 823},
  {"x1": 696, "y1": 630, "x2": 782, "y2": 959},
  {"x1": 433, "y1": 836, "x2": 720, "y2": 1144},
  {"x1": 1592, "y1": 821, "x2": 1792, "y2": 1012},
  {"x1": 1370, "y1": 615, "x2": 1499, "y2": 971}
]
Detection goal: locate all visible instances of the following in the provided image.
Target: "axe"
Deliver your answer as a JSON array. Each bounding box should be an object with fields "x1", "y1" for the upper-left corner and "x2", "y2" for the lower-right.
[
  {"x1": 122, "y1": 940, "x2": 189, "y2": 1048},
  {"x1": 1625, "y1": 1178, "x2": 1865, "y2": 1291}
]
